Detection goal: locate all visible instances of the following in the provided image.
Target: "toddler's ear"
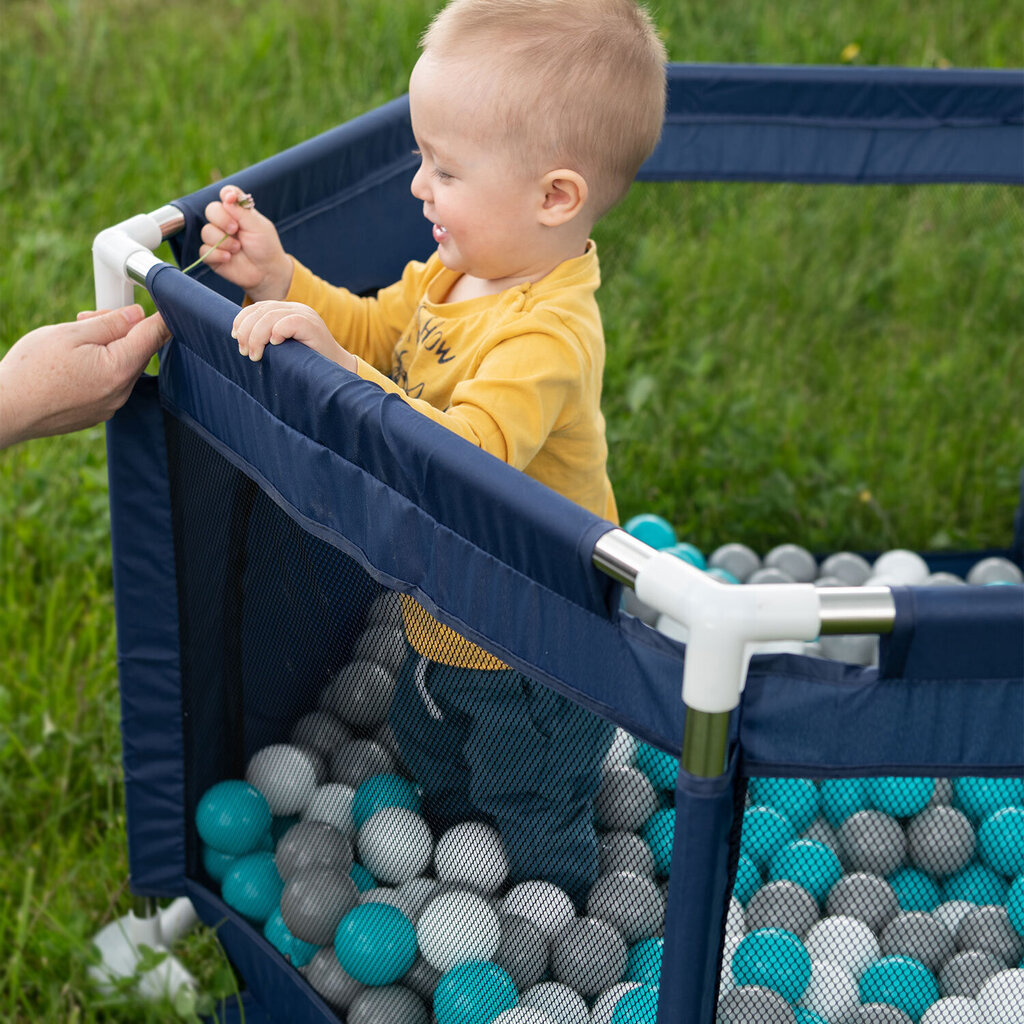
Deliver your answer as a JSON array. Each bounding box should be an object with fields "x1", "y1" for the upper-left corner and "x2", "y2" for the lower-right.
[{"x1": 538, "y1": 170, "x2": 588, "y2": 226}]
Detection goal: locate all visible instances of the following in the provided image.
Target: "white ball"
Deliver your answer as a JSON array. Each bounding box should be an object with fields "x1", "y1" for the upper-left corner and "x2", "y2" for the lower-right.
[
  {"x1": 301, "y1": 782, "x2": 356, "y2": 838},
  {"x1": 975, "y1": 969, "x2": 1024, "y2": 1024},
  {"x1": 416, "y1": 890, "x2": 500, "y2": 972},
  {"x1": 521, "y1": 982, "x2": 589, "y2": 1024},
  {"x1": 435, "y1": 822, "x2": 508, "y2": 895},
  {"x1": 501, "y1": 881, "x2": 576, "y2": 942},
  {"x1": 726, "y1": 896, "x2": 746, "y2": 939},
  {"x1": 805, "y1": 915, "x2": 880, "y2": 979},
  {"x1": 603, "y1": 728, "x2": 639, "y2": 769},
  {"x1": 872, "y1": 549, "x2": 930, "y2": 585},
  {"x1": 246, "y1": 743, "x2": 322, "y2": 816},
  {"x1": 492, "y1": 1011, "x2": 555, "y2": 1024},
  {"x1": 356, "y1": 807, "x2": 432, "y2": 884},
  {"x1": 719, "y1": 931, "x2": 742, "y2": 995},
  {"x1": 933, "y1": 900, "x2": 977, "y2": 936},
  {"x1": 799, "y1": 959, "x2": 859, "y2": 1023},
  {"x1": 921, "y1": 997, "x2": 981, "y2": 1024},
  {"x1": 590, "y1": 982, "x2": 642, "y2": 1024}
]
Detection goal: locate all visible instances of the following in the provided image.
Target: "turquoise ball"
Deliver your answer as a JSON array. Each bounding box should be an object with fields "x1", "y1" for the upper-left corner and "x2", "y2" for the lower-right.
[
  {"x1": 749, "y1": 778, "x2": 820, "y2": 832},
  {"x1": 627, "y1": 937, "x2": 664, "y2": 987},
  {"x1": 858, "y1": 955, "x2": 939, "y2": 1022},
  {"x1": 865, "y1": 776, "x2": 935, "y2": 819},
  {"x1": 221, "y1": 851, "x2": 284, "y2": 923},
  {"x1": 624, "y1": 514, "x2": 677, "y2": 550},
  {"x1": 819, "y1": 778, "x2": 868, "y2": 827},
  {"x1": 433, "y1": 960, "x2": 518, "y2": 1024},
  {"x1": 635, "y1": 742, "x2": 679, "y2": 791},
  {"x1": 640, "y1": 807, "x2": 676, "y2": 877},
  {"x1": 887, "y1": 866, "x2": 941, "y2": 912},
  {"x1": 610, "y1": 984, "x2": 659, "y2": 1023},
  {"x1": 733, "y1": 853, "x2": 762, "y2": 906},
  {"x1": 333, "y1": 902, "x2": 417, "y2": 986},
  {"x1": 942, "y1": 861, "x2": 1009, "y2": 906},
  {"x1": 263, "y1": 907, "x2": 318, "y2": 968},
  {"x1": 350, "y1": 862, "x2": 376, "y2": 892},
  {"x1": 351, "y1": 773, "x2": 422, "y2": 829},
  {"x1": 731, "y1": 927, "x2": 812, "y2": 1003},
  {"x1": 1006, "y1": 875, "x2": 1024, "y2": 936},
  {"x1": 769, "y1": 839, "x2": 843, "y2": 903},
  {"x1": 665, "y1": 542, "x2": 706, "y2": 570},
  {"x1": 196, "y1": 779, "x2": 272, "y2": 855},
  {"x1": 741, "y1": 806, "x2": 798, "y2": 872},
  {"x1": 978, "y1": 806, "x2": 1024, "y2": 877},
  {"x1": 953, "y1": 776, "x2": 1024, "y2": 823}
]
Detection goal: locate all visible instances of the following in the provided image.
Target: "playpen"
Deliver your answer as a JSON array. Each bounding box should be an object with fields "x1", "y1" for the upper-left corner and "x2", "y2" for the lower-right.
[{"x1": 92, "y1": 63, "x2": 1024, "y2": 1023}]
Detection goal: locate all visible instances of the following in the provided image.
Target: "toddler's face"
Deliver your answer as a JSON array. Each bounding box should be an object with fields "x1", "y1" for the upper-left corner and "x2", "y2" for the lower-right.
[{"x1": 408, "y1": 53, "x2": 554, "y2": 290}]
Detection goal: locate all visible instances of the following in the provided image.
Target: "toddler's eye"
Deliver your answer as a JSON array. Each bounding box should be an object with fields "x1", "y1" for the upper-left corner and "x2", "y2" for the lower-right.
[{"x1": 432, "y1": 168, "x2": 453, "y2": 182}]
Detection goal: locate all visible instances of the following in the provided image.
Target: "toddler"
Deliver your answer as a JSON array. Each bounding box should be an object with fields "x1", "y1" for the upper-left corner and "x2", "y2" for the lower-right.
[{"x1": 202, "y1": 0, "x2": 667, "y2": 903}]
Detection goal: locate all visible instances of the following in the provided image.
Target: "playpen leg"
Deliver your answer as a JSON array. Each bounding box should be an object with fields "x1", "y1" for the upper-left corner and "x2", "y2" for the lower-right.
[{"x1": 90, "y1": 892, "x2": 199, "y2": 1007}]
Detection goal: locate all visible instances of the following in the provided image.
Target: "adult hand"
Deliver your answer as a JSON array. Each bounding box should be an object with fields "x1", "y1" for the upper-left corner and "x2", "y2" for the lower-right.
[{"x1": 0, "y1": 304, "x2": 171, "y2": 449}]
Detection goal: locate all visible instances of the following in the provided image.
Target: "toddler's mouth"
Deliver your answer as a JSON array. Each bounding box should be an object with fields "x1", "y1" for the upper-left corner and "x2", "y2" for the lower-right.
[{"x1": 432, "y1": 224, "x2": 448, "y2": 243}]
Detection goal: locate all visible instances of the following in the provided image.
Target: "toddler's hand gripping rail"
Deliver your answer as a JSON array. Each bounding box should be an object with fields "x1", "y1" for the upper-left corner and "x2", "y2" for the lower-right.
[{"x1": 592, "y1": 529, "x2": 896, "y2": 777}]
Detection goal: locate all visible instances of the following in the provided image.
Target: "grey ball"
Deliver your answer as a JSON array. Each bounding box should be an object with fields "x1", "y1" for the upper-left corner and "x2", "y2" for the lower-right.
[
  {"x1": 819, "y1": 551, "x2": 873, "y2": 586},
  {"x1": 359, "y1": 885, "x2": 420, "y2": 920},
  {"x1": 716, "y1": 985, "x2": 797, "y2": 1023},
  {"x1": 905, "y1": 806, "x2": 975, "y2": 877},
  {"x1": 493, "y1": 913, "x2": 549, "y2": 992},
  {"x1": 400, "y1": 955, "x2": 441, "y2": 1003},
  {"x1": 595, "y1": 766, "x2": 658, "y2": 832},
  {"x1": 939, "y1": 949, "x2": 1006, "y2": 998},
  {"x1": 764, "y1": 543, "x2": 818, "y2": 583},
  {"x1": 746, "y1": 566, "x2": 796, "y2": 585},
  {"x1": 367, "y1": 591, "x2": 405, "y2": 629},
  {"x1": 320, "y1": 660, "x2": 397, "y2": 731},
  {"x1": 744, "y1": 880, "x2": 820, "y2": 939},
  {"x1": 550, "y1": 916, "x2": 628, "y2": 998},
  {"x1": 802, "y1": 818, "x2": 839, "y2": 852},
  {"x1": 880, "y1": 911, "x2": 956, "y2": 973},
  {"x1": 839, "y1": 811, "x2": 907, "y2": 876},
  {"x1": 599, "y1": 830, "x2": 656, "y2": 877},
  {"x1": 586, "y1": 870, "x2": 666, "y2": 944},
  {"x1": 275, "y1": 819, "x2": 353, "y2": 880},
  {"x1": 352, "y1": 626, "x2": 409, "y2": 677},
  {"x1": 708, "y1": 543, "x2": 762, "y2": 583},
  {"x1": 929, "y1": 777, "x2": 954, "y2": 807},
  {"x1": 851, "y1": 1006, "x2": 914, "y2": 1024},
  {"x1": 966, "y1": 556, "x2": 1024, "y2": 585},
  {"x1": 346, "y1": 985, "x2": 428, "y2": 1024},
  {"x1": 955, "y1": 905, "x2": 1024, "y2": 966},
  {"x1": 303, "y1": 945, "x2": 365, "y2": 1010},
  {"x1": 329, "y1": 739, "x2": 394, "y2": 787},
  {"x1": 281, "y1": 865, "x2": 360, "y2": 945},
  {"x1": 289, "y1": 711, "x2": 353, "y2": 760},
  {"x1": 825, "y1": 872, "x2": 900, "y2": 934}
]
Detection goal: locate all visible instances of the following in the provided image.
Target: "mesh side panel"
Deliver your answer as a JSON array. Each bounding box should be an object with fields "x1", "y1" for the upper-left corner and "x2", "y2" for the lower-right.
[
  {"x1": 169, "y1": 419, "x2": 675, "y2": 1020},
  {"x1": 719, "y1": 774, "x2": 1024, "y2": 1023}
]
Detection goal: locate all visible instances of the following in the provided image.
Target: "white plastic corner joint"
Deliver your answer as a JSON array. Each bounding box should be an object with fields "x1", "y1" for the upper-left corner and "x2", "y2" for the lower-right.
[
  {"x1": 92, "y1": 213, "x2": 165, "y2": 310},
  {"x1": 635, "y1": 551, "x2": 822, "y2": 714}
]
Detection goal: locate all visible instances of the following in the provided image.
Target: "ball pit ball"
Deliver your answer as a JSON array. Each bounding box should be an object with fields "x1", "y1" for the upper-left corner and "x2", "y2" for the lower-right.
[
  {"x1": 769, "y1": 839, "x2": 843, "y2": 903},
  {"x1": 608, "y1": 984, "x2": 659, "y2": 1023},
  {"x1": 351, "y1": 625, "x2": 410, "y2": 676},
  {"x1": 401, "y1": 955, "x2": 442, "y2": 1003},
  {"x1": 881, "y1": 912, "x2": 956, "y2": 974},
  {"x1": 924, "y1": 572, "x2": 967, "y2": 586},
  {"x1": 939, "y1": 949, "x2": 1007, "y2": 999},
  {"x1": 493, "y1": 913, "x2": 549, "y2": 992},
  {"x1": 587, "y1": 870, "x2": 666, "y2": 944},
  {"x1": 640, "y1": 807, "x2": 676, "y2": 877},
  {"x1": 727, "y1": 895, "x2": 747, "y2": 939},
  {"x1": 263, "y1": 907, "x2": 319, "y2": 967},
  {"x1": 749, "y1": 777, "x2": 820, "y2": 833},
  {"x1": 839, "y1": 811, "x2": 907, "y2": 877},
  {"x1": 551, "y1": 915, "x2": 629, "y2": 998},
  {"x1": 599, "y1": 829, "x2": 657, "y2": 878},
  {"x1": 333, "y1": 902, "x2": 417, "y2": 986},
  {"x1": 521, "y1": 981, "x2": 590, "y2": 1024},
  {"x1": 956, "y1": 905, "x2": 1024, "y2": 967},
  {"x1": 1006, "y1": 875, "x2": 1024, "y2": 936},
  {"x1": 604, "y1": 727, "x2": 640, "y2": 769},
  {"x1": 664, "y1": 541, "x2": 706, "y2": 569},
  {"x1": 953, "y1": 777, "x2": 1024, "y2": 824},
  {"x1": 933, "y1": 900, "x2": 978, "y2": 937},
  {"x1": 919, "y1": 997, "x2": 982, "y2": 1024},
  {"x1": 623, "y1": 513, "x2": 677, "y2": 550},
  {"x1": 196, "y1": 780, "x2": 273, "y2": 856},
  {"x1": 866, "y1": 776, "x2": 936, "y2": 819},
  {"x1": 825, "y1": 872, "x2": 900, "y2": 935},
  {"x1": 357, "y1": 807, "x2": 432, "y2": 884},
  {"x1": 745, "y1": 879, "x2": 820, "y2": 938},
  {"x1": 819, "y1": 551, "x2": 873, "y2": 586},
  {"x1": 805, "y1": 914, "x2": 881, "y2": 977},
  {"x1": 351, "y1": 773, "x2": 422, "y2": 830},
  {"x1": 733, "y1": 853, "x2": 763, "y2": 906},
  {"x1": 289, "y1": 710, "x2": 352, "y2": 760},
  {"x1": 280, "y1": 865, "x2": 360, "y2": 945},
  {"x1": 731, "y1": 927, "x2": 812, "y2": 1003},
  {"x1": 975, "y1": 968, "x2": 1024, "y2": 1024},
  {"x1": 942, "y1": 863, "x2": 1008, "y2": 908},
  {"x1": 627, "y1": 936, "x2": 664, "y2": 987},
  {"x1": 859, "y1": 955, "x2": 940, "y2": 1022},
  {"x1": 709, "y1": 543, "x2": 762, "y2": 583},
  {"x1": 303, "y1": 945, "x2": 365, "y2": 1011},
  {"x1": 275, "y1": 819, "x2": 353, "y2": 880},
  {"x1": 747, "y1": 566, "x2": 797, "y2": 585},
  {"x1": 591, "y1": 983, "x2": 643, "y2": 1024},
  {"x1": 492, "y1": 1010, "x2": 556, "y2": 1024},
  {"x1": 596, "y1": 766, "x2": 659, "y2": 832},
  {"x1": 905, "y1": 806, "x2": 976, "y2": 877},
  {"x1": 301, "y1": 782, "x2": 357, "y2": 838},
  {"x1": 202, "y1": 843, "x2": 236, "y2": 883},
  {"x1": 872, "y1": 549, "x2": 930, "y2": 586},
  {"x1": 416, "y1": 890, "x2": 500, "y2": 973},
  {"x1": 800, "y1": 959, "x2": 859, "y2": 1024},
  {"x1": 320, "y1": 660, "x2": 398, "y2": 732},
  {"x1": 432, "y1": 960, "x2": 518, "y2": 1024},
  {"x1": 347, "y1": 985, "x2": 428, "y2": 1024},
  {"x1": 360, "y1": 884, "x2": 420, "y2": 920},
  {"x1": 764, "y1": 543, "x2": 818, "y2": 583},
  {"x1": 329, "y1": 739, "x2": 395, "y2": 788},
  {"x1": 978, "y1": 806, "x2": 1024, "y2": 877},
  {"x1": 221, "y1": 850, "x2": 284, "y2": 923},
  {"x1": 853, "y1": 1006, "x2": 915, "y2": 1024},
  {"x1": 501, "y1": 880, "x2": 576, "y2": 942},
  {"x1": 245, "y1": 743, "x2": 324, "y2": 817},
  {"x1": 794, "y1": 1010, "x2": 829, "y2": 1024},
  {"x1": 888, "y1": 866, "x2": 942, "y2": 913},
  {"x1": 741, "y1": 806, "x2": 799, "y2": 872},
  {"x1": 716, "y1": 984, "x2": 801, "y2": 1023},
  {"x1": 434, "y1": 821, "x2": 509, "y2": 895},
  {"x1": 966, "y1": 556, "x2": 1024, "y2": 585},
  {"x1": 635, "y1": 742, "x2": 679, "y2": 792},
  {"x1": 802, "y1": 818, "x2": 839, "y2": 853}
]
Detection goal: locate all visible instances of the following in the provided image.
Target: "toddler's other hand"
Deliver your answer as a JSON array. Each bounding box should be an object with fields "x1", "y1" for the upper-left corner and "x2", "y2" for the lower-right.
[
  {"x1": 199, "y1": 185, "x2": 293, "y2": 300},
  {"x1": 232, "y1": 301, "x2": 357, "y2": 371}
]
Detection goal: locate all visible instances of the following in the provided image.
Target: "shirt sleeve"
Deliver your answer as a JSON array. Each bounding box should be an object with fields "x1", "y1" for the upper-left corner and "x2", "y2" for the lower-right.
[
  {"x1": 286, "y1": 258, "x2": 425, "y2": 373},
  {"x1": 355, "y1": 324, "x2": 587, "y2": 470}
]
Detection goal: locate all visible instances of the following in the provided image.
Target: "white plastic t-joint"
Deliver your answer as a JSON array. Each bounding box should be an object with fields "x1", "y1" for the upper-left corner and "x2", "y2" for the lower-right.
[
  {"x1": 635, "y1": 551, "x2": 821, "y2": 714},
  {"x1": 92, "y1": 213, "x2": 165, "y2": 309}
]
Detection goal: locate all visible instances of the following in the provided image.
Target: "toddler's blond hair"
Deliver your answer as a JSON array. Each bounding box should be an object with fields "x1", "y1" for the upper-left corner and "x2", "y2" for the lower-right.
[{"x1": 421, "y1": 0, "x2": 667, "y2": 217}]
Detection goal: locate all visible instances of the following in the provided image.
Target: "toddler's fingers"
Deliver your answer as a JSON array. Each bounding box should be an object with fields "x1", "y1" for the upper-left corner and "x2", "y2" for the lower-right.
[{"x1": 202, "y1": 199, "x2": 239, "y2": 236}]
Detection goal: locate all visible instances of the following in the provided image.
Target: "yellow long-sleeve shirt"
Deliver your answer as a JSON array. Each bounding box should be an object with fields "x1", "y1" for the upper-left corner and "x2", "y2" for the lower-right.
[{"x1": 286, "y1": 243, "x2": 618, "y2": 667}]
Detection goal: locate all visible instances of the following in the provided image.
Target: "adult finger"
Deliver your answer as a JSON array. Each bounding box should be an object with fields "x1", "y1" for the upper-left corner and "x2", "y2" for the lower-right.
[{"x1": 69, "y1": 305, "x2": 146, "y2": 344}]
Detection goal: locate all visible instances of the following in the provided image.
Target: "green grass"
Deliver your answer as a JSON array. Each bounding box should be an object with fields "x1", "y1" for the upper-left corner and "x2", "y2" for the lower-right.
[{"x1": 0, "y1": 1, "x2": 1021, "y2": 1019}]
